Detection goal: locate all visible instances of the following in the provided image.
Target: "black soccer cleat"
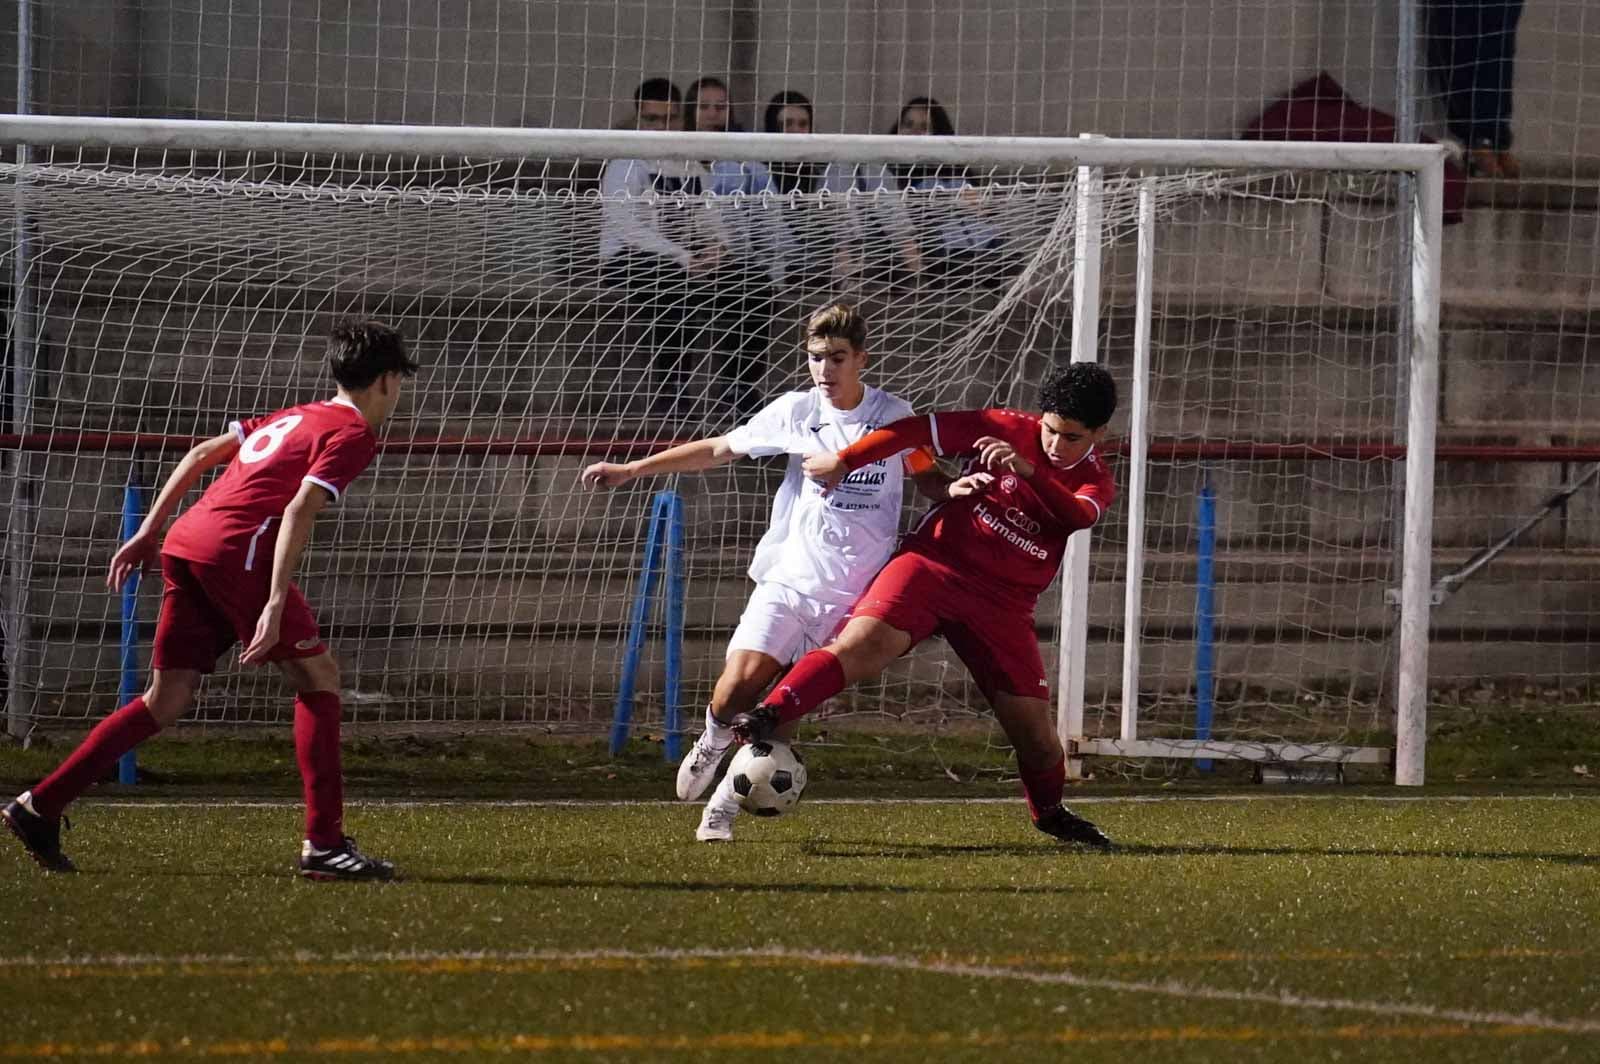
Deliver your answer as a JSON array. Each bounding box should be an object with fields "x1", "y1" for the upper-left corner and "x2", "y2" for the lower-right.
[
  {"x1": 1034, "y1": 805, "x2": 1114, "y2": 851},
  {"x1": 298, "y1": 836, "x2": 396, "y2": 882},
  {"x1": 2, "y1": 794, "x2": 75, "y2": 873},
  {"x1": 729, "y1": 707, "x2": 778, "y2": 745}
]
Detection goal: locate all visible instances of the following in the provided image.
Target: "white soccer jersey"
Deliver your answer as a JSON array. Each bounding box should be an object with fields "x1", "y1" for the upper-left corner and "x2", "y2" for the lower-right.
[{"x1": 725, "y1": 386, "x2": 929, "y2": 608}]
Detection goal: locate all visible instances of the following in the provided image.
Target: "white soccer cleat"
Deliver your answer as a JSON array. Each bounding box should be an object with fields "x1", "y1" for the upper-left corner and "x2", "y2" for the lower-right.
[
  {"x1": 695, "y1": 782, "x2": 740, "y2": 843},
  {"x1": 676, "y1": 729, "x2": 732, "y2": 801}
]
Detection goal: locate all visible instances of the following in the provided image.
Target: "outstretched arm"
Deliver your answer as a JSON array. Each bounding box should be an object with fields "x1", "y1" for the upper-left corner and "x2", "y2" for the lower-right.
[
  {"x1": 803, "y1": 410, "x2": 1011, "y2": 489},
  {"x1": 581, "y1": 436, "x2": 738, "y2": 489},
  {"x1": 240, "y1": 480, "x2": 330, "y2": 665},
  {"x1": 107, "y1": 432, "x2": 240, "y2": 591},
  {"x1": 803, "y1": 416, "x2": 934, "y2": 490}
]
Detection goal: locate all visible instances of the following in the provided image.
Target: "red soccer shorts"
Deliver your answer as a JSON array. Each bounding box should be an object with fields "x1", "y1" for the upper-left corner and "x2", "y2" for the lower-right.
[
  {"x1": 845, "y1": 549, "x2": 1049, "y2": 702},
  {"x1": 151, "y1": 554, "x2": 326, "y2": 673}
]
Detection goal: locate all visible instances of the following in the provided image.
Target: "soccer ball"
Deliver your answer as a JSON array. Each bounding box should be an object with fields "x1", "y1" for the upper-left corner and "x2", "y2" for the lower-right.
[{"x1": 727, "y1": 741, "x2": 808, "y2": 817}]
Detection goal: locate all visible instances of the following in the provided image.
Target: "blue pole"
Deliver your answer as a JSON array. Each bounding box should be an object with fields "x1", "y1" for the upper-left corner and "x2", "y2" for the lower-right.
[
  {"x1": 116, "y1": 479, "x2": 145, "y2": 785},
  {"x1": 1194, "y1": 473, "x2": 1217, "y2": 773},
  {"x1": 661, "y1": 492, "x2": 685, "y2": 763},
  {"x1": 609, "y1": 494, "x2": 668, "y2": 756}
]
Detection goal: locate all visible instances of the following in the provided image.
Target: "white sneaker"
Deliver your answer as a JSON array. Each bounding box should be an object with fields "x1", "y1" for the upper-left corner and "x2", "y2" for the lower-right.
[
  {"x1": 676, "y1": 729, "x2": 732, "y2": 801},
  {"x1": 695, "y1": 782, "x2": 740, "y2": 842}
]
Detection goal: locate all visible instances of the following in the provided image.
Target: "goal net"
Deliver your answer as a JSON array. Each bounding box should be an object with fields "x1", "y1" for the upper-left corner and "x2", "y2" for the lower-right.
[{"x1": 0, "y1": 119, "x2": 1442, "y2": 780}]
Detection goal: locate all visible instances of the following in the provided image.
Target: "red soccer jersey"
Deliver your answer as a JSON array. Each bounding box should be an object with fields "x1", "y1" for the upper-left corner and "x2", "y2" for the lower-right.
[
  {"x1": 163, "y1": 398, "x2": 378, "y2": 573},
  {"x1": 838, "y1": 409, "x2": 1115, "y2": 604}
]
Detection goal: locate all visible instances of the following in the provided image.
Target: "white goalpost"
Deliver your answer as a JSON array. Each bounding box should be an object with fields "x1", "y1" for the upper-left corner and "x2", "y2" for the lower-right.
[
  {"x1": 1062, "y1": 144, "x2": 1443, "y2": 786},
  {"x1": 0, "y1": 116, "x2": 1443, "y2": 783}
]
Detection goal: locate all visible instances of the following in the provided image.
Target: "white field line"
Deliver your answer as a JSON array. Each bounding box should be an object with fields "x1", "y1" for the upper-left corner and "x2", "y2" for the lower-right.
[
  {"x1": 2, "y1": 946, "x2": 1596, "y2": 1035},
  {"x1": 77, "y1": 793, "x2": 1600, "y2": 810}
]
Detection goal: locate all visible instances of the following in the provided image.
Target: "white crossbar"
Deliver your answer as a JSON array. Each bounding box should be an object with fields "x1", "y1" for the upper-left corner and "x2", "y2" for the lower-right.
[{"x1": 0, "y1": 115, "x2": 1445, "y2": 172}]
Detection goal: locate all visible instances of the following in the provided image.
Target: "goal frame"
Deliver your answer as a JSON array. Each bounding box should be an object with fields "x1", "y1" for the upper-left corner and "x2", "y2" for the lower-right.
[
  {"x1": 0, "y1": 117, "x2": 1444, "y2": 784},
  {"x1": 1063, "y1": 148, "x2": 1443, "y2": 787}
]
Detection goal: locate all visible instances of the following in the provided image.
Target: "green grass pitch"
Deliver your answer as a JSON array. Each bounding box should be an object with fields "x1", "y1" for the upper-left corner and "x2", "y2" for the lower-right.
[{"x1": 4, "y1": 792, "x2": 1598, "y2": 1062}]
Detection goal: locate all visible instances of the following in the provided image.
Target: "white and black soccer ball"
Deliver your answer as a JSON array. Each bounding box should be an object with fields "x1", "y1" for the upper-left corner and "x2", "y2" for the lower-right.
[{"x1": 727, "y1": 741, "x2": 808, "y2": 817}]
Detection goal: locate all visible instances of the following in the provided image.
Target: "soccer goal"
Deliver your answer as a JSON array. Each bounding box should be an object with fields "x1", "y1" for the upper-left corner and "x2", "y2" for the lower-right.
[{"x1": 0, "y1": 117, "x2": 1442, "y2": 783}]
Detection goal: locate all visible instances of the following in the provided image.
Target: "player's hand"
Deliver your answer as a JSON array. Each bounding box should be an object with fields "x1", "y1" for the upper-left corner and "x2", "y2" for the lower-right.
[
  {"x1": 973, "y1": 436, "x2": 1035, "y2": 479},
  {"x1": 899, "y1": 242, "x2": 924, "y2": 274},
  {"x1": 581, "y1": 461, "x2": 634, "y2": 490},
  {"x1": 240, "y1": 604, "x2": 284, "y2": 667},
  {"x1": 107, "y1": 531, "x2": 159, "y2": 591},
  {"x1": 948, "y1": 471, "x2": 994, "y2": 499},
  {"x1": 801, "y1": 451, "x2": 850, "y2": 492}
]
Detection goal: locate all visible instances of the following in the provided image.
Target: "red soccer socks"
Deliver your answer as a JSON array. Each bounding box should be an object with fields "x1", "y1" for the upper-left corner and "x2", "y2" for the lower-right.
[
  {"x1": 294, "y1": 690, "x2": 345, "y2": 849},
  {"x1": 30, "y1": 698, "x2": 161, "y2": 819},
  {"x1": 761, "y1": 649, "x2": 847, "y2": 726},
  {"x1": 1018, "y1": 755, "x2": 1067, "y2": 822}
]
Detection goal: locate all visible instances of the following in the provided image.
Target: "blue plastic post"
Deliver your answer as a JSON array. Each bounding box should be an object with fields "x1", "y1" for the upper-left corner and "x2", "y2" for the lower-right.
[
  {"x1": 117, "y1": 479, "x2": 145, "y2": 785},
  {"x1": 1194, "y1": 474, "x2": 1217, "y2": 773},
  {"x1": 609, "y1": 493, "x2": 668, "y2": 756},
  {"x1": 661, "y1": 492, "x2": 686, "y2": 763}
]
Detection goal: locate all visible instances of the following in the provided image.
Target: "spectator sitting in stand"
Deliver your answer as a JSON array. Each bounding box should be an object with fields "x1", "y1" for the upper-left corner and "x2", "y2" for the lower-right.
[
  {"x1": 1425, "y1": 0, "x2": 1526, "y2": 179},
  {"x1": 762, "y1": 90, "x2": 861, "y2": 285},
  {"x1": 598, "y1": 77, "x2": 731, "y2": 419},
  {"x1": 855, "y1": 96, "x2": 1003, "y2": 283},
  {"x1": 680, "y1": 75, "x2": 779, "y2": 420}
]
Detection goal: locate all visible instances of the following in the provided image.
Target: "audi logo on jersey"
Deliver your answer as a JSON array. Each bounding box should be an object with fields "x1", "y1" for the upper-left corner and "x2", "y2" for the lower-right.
[{"x1": 1005, "y1": 507, "x2": 1042, "y2": 534}]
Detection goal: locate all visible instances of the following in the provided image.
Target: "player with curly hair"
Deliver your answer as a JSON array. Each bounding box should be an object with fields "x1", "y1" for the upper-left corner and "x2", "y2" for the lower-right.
[{"x1": 733, "y1": 362, "x2": 1120, "y2": 848}]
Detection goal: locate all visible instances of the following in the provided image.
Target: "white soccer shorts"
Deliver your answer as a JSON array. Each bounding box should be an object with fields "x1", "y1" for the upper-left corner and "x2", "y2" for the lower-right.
[{"x1": 725, "y1": 582, "x2": 852, "y2": 666}]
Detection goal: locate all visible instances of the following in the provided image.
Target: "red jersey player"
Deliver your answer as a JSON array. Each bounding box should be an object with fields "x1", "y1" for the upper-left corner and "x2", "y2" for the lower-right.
[
  {"x1": 3, "y1": 319, "x2": 417, "y2": 880},
  {"x1": 732, "y1": 362, "x2": 1120, "y2": 848}
]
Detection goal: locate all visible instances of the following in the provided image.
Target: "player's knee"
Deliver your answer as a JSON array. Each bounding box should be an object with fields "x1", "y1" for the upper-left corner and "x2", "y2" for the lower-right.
[
  {"x1": 869, "y1": 629, "x2": 908, "y2": 661},
  {"x1": 832, "y1": 625, "x2": 905, "y2": 676},
  {"x1": 300, "y1": 664, "x2": 340, "y2": 696},
  {"x1": 143, "y1": 695, "x2": 190, "y2": 728},
  {"x1": 849, "y1": 616, "x2": 904, "y2": 651},
  {"x1": 142, "y1": 676, "x2": 198, "y2": 726},
  {"x1": 281, "y1": 653, "x2": 340, "y2": 695}
]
